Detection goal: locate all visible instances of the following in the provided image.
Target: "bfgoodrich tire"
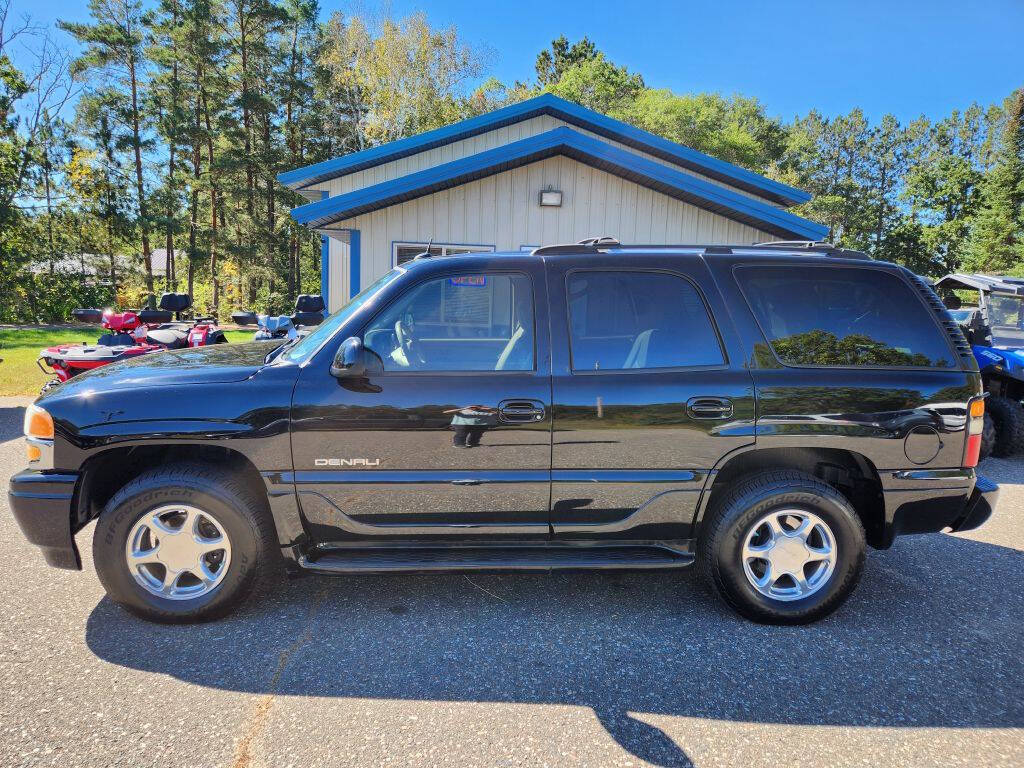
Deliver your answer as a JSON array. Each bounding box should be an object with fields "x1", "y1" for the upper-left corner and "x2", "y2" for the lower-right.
[
  {"x1": 697, "y1": 470, "x2": 866, "y2": 625},
  {"x1": 93, "y1": 463, "x2": 278, "y2": 623}
]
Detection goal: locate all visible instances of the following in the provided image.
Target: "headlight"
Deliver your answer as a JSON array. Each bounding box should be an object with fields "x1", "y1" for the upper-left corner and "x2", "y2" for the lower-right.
[
  {"x1": 23, "y1": 404, "x2": 54, "y2": 466},
  {"x1": 24, "y1": 404, "x2": 54, "y2": 439}
]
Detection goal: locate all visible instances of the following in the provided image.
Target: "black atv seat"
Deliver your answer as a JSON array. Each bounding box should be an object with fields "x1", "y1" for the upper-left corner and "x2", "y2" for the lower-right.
[
  {"x1": 295, "y1": 294, "x2": 325, "y2": 313},
  {"x1": 159, "y1": 292, "x2": 193, "y2": 314},
  {"x1": 231, "y1": 311, "x2": 258, "y2": 326},
  {"x1": 72, "y1": 308, "x2": 103, "y2": 324},
  {"x1": 139, "y1": 309, "x2": 174, "y2": 324},
  {"x1": 96, "y1": 332, "x2": 136, "y2": 347},
  {"x1": 292, "y1": 312, "x2": 325, "y2": 327},
  {"x1": 293, "y1": 294, "x2": 326, "y2": 327}
]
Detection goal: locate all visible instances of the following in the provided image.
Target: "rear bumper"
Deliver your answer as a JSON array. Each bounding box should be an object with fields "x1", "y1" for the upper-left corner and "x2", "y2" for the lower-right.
[
  {"x1": 7, "y1": 470, "x2": 81, "y2": 570},
  {"x1": 881, "y1": 468, "x2": 999, "y2": 546},
  {"x1": 950, "y1": 473, "x2": 999, "y2": 533}
]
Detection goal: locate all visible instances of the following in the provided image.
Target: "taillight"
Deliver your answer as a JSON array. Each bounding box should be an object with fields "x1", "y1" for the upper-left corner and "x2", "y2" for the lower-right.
[{"x1": 964, "y1": 397, "x2": 985, "y2": 468}]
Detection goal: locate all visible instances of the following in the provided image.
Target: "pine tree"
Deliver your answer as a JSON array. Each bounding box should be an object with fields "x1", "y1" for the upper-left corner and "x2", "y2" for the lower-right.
[
  {"x1": 967, "y1": 89, "x2": 1024, "y2": 273},
  {"x1": 61, "y1": 0, "x2": 157, "y2": 300}
]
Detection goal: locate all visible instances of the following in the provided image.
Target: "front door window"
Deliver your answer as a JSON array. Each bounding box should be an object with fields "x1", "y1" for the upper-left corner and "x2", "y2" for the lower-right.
[{"x1": 363, "y1": 273, "x2": 535, "y2": 372}]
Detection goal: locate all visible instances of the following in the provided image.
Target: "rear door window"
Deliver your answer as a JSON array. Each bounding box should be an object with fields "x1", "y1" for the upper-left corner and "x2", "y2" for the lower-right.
[
  {"x1": 736, "y1": 265, "x2": 955, "y2": 368},
  {"x1": 566, "y1": 271, "x2": 724, "y2": 371}
]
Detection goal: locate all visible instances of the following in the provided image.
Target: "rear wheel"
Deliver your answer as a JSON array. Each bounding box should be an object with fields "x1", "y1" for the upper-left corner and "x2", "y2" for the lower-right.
[
  {"x1": 93, "y1": 463, "x2": 278, "y2": 622},
  {"x1": 698, "y1": 470, "x2": 866, "y2": 624},
  {"x1": 986, "y1": 396, "x2": 1024, "y2": 457}
]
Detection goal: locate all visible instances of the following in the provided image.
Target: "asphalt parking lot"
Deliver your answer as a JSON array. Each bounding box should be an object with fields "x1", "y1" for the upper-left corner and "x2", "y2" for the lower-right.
[{"x1": 0, "y1": 395, "x2": 1021, "y2": 768}]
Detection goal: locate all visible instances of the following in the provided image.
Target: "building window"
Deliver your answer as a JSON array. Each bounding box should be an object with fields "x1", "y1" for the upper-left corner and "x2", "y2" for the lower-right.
[{"x1": 393, "y1": 242, "x2": 495, "y2": 267}]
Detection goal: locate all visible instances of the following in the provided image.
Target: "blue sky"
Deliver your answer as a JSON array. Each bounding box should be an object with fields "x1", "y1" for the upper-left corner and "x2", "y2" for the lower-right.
[{"x1": 23, "y1": 0, "x2": 1024, "y2": 123}]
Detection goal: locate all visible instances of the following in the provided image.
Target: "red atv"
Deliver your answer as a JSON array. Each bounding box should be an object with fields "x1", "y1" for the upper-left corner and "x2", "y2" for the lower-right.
[{"x1": 37, "y1": 293, "x2": 227, "y2": 392}]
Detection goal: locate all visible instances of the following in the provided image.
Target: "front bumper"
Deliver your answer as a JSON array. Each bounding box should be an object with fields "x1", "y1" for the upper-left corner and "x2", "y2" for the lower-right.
[
  {"x1": 950, "y1": 473, "x2": 999, "y2": 532},
  {"x1": 8, "y1": 470, "x2": 81, "y2": 570}
]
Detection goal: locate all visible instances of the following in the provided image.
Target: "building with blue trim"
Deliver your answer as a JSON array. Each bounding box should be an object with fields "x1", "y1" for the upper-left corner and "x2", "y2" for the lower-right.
[{"x1": 281, "y1": 94, "x2": 826, "y2": 311}]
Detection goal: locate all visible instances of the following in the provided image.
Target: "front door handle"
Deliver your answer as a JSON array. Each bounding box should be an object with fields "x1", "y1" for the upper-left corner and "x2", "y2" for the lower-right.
[
  {"x1": 687, "y1": 396, "x2": 734, "y2": 419},
  {"x1": 498, "y1": 399, "x2": 546, "y2": 423}
]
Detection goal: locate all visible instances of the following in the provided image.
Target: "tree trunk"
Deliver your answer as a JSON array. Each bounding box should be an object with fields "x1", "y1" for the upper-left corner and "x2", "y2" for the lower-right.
[
  {"x1": 128, "y1": 54, "x2": 154, "y2": 299},
  {"x1": 42, "y1": 141, "x2": 55, "y2": 273},
  {"x1": 202, "y1": 89, "x2": 220, "y2": 317}
]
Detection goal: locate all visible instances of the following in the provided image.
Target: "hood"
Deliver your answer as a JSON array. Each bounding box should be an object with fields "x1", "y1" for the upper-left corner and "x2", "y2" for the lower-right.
[{"x1": 39, "y1": 340, "x2": 284, "y2": 402}]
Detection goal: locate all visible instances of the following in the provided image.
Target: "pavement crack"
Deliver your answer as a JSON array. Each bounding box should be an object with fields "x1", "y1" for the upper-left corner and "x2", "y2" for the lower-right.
[
  {"x1": 232, "y1": 586, "x2": 328, "y2": 768},
  {"x1": 463, "y1": 574, "x2": 508, "y2": 603}
]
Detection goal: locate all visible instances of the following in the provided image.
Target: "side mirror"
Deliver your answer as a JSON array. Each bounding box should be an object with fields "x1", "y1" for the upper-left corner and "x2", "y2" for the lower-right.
[{"x1": 330, "y1": 336, "x2": 382, "y2": 379}]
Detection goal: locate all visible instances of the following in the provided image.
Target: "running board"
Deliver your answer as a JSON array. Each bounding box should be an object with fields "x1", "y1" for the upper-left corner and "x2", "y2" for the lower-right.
[{"x1": 298, "y1": 544, "x2": 693, "y2": 575}]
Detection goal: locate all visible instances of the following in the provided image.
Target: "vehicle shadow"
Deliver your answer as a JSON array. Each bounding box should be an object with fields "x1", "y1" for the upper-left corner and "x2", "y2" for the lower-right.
[
  {"x1": 0, "y1": 405, "x2": 26, "y2": 443},
  {"x1": 85, "y1": 531, "x2": 1024, "y2": 767}
]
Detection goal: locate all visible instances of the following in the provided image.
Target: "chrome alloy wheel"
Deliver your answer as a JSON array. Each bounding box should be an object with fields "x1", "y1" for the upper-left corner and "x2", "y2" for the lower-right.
[
  {"x1": 125, "y1": 504, "x2": 231, "y2": 600},
  {"x1": 741, "y1": 509, "x2": 837, "y2": 602}
]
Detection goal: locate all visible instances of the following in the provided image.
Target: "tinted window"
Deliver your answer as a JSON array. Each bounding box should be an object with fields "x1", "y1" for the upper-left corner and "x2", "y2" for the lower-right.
[
  {"x1": 567, "y1": 271, "x2": 724, "y2": 371},
  {"x1": 737, "y1": 266, "x2": 954, "y2": 368},
  {"x1": 364, "y1": 273, "x2": 535, "y2": 372}
]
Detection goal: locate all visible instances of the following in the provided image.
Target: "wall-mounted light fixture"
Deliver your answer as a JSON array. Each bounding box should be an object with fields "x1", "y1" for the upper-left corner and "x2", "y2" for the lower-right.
[{"x1": 539, "y1": 186, "x2": 563, "y2": 207}]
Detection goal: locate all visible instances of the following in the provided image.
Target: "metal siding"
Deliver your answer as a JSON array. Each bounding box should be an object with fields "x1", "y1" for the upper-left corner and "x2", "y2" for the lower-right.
[
  {"x1": 319, "y1": 191, "x2": 329, "y2": 309},
  {"x1": 349, "y1": 229, "x2": 360, "y2": 298},
  {"x1": 280, "y1": 94, "x2": 809, "y2": 206},
  {"x1": 328, "y1": 236, "x2": 349, "y2": 311},
  {"x1": 326, "y1": 155, "x2": 776, "y2": 299},
  {"x1": 294, "y1": 126, "x2": 830, "y2": 235},
  {"x1": 316, "y1": 114, "x2": 781, "y2": 210}
]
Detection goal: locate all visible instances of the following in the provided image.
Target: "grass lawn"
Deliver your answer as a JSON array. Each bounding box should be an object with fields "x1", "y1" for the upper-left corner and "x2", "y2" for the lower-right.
[{"x1": 0, "y1": 327, "x2": 255, "y2": 397}]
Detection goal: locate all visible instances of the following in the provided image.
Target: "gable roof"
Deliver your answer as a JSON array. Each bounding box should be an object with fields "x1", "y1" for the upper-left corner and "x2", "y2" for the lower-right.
[
  {"x1": 278, "y1": 93, "x2": 810, "y2": 207},
  {"x1": 289, "y1": 126, "x2": 828, "y2": 241}
]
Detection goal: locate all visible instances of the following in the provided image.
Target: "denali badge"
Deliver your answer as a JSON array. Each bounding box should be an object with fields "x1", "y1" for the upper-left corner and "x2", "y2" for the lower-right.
[{"x1": 315, "y1": 458, "x2": 381, "y2": 467}]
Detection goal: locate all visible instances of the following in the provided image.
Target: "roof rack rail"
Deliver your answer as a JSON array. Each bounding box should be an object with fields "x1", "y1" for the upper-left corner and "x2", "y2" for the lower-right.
[
  {"x1": 533, "y1": 236, "x2": 621, "y2": 256},
  {"x1": 751, "y1": 240, "x2": 871, "y2": 260}
]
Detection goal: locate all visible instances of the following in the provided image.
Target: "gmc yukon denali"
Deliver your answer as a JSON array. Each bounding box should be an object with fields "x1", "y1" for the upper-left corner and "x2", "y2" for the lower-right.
[{"x1": 8, "y1": 241, "x2": 1000, "y2": 624}]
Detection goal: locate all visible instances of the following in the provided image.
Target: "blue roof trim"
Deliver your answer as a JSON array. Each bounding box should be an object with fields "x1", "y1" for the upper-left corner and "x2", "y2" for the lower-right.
[
  {"x1": 289, "y1": 127, "x2": 828, "y2": 241},
  {"x1": 278, "y1": 93, "x2": 810, "y2": 206}
]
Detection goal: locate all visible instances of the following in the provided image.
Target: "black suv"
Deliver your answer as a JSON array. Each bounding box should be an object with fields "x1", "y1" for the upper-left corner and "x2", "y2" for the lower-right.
[{"x1": 9, "y1": 242, "x2": 999, "y2": 624}]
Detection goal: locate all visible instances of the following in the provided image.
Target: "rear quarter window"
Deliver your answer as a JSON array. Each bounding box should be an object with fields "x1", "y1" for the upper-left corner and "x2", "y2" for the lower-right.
[{"x1": 736, "y1": 265, "x2": 955, "y2": 369}]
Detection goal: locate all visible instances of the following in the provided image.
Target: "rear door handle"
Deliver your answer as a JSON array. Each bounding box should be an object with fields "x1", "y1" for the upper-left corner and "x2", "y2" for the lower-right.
[
  {"x1": 498, "y1": 399, "x2": 546, "y2": 423},
  {"x1": 687, "y1": 396, "x2": 734, "y2": 419}
]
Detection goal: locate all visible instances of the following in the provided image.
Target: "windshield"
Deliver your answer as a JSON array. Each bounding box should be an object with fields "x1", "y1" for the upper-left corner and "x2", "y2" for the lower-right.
[
  {"x1": 988, "y1": 294, "x2": 1024, "y2": 329},
  {"x1": 281, "y1": 270, "x2": 401, "y2": 364}
]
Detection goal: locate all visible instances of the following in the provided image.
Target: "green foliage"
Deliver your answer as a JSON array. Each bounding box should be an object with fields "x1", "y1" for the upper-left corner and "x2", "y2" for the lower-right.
[
  {"x1": 0, "y1": 269, "x2": 115, "y2": 324},
  {"x1": 966, "y1": 90, "x2": 1024, "y2": 273},
  {"x1": 622, "y1": 90, "x2": 787, "y2": 171},
  {"x1": 768, "y1": 330, "x2": 947, "y2": 368},
  {"x1": 534, "y1": 35, "x2": 599, "y2": 88},
  {"x1": 545, "y1": 54, "x2": 644, "y2": 115}
]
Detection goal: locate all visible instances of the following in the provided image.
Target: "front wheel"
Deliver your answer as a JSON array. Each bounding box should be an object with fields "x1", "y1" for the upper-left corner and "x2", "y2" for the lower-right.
[
  {"x1": 93, "y1": 463, "x2": 278, "y2": 622},
  {"x1": 698, "y1": 470, "x2": 866, "y2": 624}
]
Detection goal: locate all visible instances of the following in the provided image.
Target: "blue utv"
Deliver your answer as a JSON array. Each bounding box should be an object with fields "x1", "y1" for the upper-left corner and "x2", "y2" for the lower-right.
[{"x1": 936, "y1": 272, "x2": 1024, "y2": 458}]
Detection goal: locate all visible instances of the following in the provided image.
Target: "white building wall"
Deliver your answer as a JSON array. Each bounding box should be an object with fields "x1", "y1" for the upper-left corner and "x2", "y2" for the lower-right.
[
  {"x1": 324, "y1": 154, "x2": 775, "y2": 311},
  {"x1": 302, "y1": 115, "x2": 782, "y2": 209}
]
